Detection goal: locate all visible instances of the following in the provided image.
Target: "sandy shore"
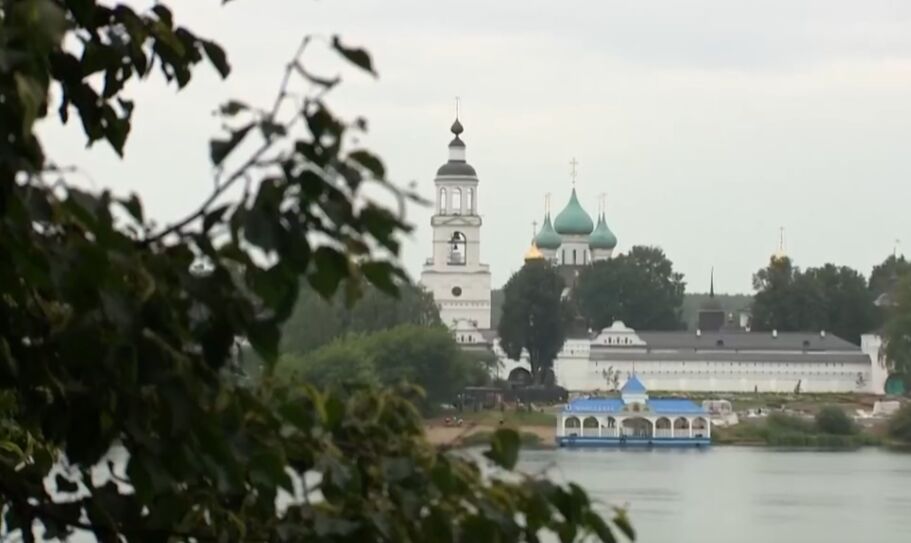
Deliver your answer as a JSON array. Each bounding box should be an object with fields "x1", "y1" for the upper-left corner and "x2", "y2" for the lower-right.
[{"x1": 424, "y1": 422, "x2": 556, "y2": 448}]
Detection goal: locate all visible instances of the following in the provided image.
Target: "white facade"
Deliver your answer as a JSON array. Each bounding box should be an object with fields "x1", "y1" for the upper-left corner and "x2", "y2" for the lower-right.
[
  {"x1": 420, "y1": 119, "x2": 492, "y2": 330},
  {"x1": 556, "y1": 235, "x2": 591, "y2": 266},
  {"x1": 498, "y1": 321, "x2": 884, "y2": 394}
]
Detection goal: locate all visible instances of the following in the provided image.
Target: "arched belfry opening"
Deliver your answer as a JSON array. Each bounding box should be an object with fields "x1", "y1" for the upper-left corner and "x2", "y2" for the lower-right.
[
  {"x1": 448, "y1": 231, "x2": 467, "y2": 265},
  {"x1": 452, "y1": 188, "x2": 462, "y2": 215}
]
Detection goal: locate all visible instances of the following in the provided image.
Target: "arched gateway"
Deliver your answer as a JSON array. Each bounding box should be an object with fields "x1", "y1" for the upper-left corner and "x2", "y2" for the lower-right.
[{"x1": 556, "y1": 375, "x2": 711, "y2": 447}]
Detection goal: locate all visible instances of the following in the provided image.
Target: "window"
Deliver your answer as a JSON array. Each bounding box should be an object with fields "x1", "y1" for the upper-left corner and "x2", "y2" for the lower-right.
[
  {"x1": 452, "y1": 188, "x2": 462, "y2": 214},
  {"x1": 467, "y1": 188, "x2": 474, "y2": 213},
  {"x1": 573, "y1": 249, "x2": 577, "y2": 264},
  {"x1": 439, "y1": 188, "x2": 447, "y2": 214}
]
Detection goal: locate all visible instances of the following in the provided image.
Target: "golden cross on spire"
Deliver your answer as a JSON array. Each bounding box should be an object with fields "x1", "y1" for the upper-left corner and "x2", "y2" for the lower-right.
[{"x1": 570, "y1": 157, "x2": 579, "y2": 186}]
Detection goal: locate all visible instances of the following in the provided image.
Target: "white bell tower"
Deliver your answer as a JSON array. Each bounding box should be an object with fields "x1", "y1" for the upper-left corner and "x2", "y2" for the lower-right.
[{"x1": 420, "y1": 113, "x2": 491, "y2": 329}]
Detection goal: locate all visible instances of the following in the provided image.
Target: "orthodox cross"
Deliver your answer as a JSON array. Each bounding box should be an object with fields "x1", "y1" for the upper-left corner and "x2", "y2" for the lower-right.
[
  {"x1": 532, "y1": 220, "x2": 538, "y2": 238},
  {"x1": 570, "y1": 157, "x2": 579, "y2": 186}
]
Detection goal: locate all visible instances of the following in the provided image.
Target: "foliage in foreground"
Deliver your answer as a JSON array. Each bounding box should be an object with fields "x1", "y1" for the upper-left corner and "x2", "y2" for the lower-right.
[
  {"x1": 887, "y1": 403, "x2": 911, "y2": 444},
  {"x1": 0, "y1": 1, "x2": 628, "y2": 541},
  {"x1": 277, "y1": 325, "x2": 491, "y2": 412}
]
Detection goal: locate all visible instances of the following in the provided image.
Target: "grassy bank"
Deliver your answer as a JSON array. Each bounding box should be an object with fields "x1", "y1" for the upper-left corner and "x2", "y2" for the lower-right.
[{"x1": 713, "y1": 412, "x2": 881, "y2": 448}]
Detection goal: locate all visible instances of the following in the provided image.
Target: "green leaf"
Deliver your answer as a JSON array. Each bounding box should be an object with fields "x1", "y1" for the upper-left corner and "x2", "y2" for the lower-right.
[
  {"x1": 219, "y1": 100, "x2": 248, "y2": 116},
  {"x1": 119, "y1": 194, "x2": 144, "y2": 223},
  {"x1": 14, "y1": 74, "x2": 45, "y2": 137},
  {"x1": 259, "y1": 120, "x2": 287, "y2": 139},
  {"x1": 584, "y1": 510, "x2": 617, "y2": 543},
  {"x1": 331, "y1": 36, "x2": 377, "y2": 76},
  {"x1": 202, "y1": 39, "x2": 231, "y2": 78},
  {"x1": 348, "y1": 149, "x2": 386, "y2": 179},
  {"x1": 54, "y1": 474, "x2": 79, "y2": 494},
  {"x1": 484, "y1": 428, "x2": 520, "y2": 470},
  {"x1": 309, "y1": 247, "x2": 349, "y2": 298},
  {"x1": 209, "y1": 123, "x2": 253, "y2": 166},
  {"x1": 361, "y1": 261, "x2": 400, "y2": 296},
  {"x1": 613, "y1": 509, "x2": 635, "y2": 541}
]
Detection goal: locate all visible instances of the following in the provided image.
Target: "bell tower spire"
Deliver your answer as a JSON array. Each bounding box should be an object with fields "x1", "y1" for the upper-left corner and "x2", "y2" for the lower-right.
[{"x1": 420, "y1": 105, "x2": 491, "y2": 331}]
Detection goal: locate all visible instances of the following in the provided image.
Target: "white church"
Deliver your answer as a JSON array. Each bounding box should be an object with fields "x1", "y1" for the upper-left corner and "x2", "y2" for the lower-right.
[{"x1": 419, "y1": 115, "x2": 893, "y2": 396}]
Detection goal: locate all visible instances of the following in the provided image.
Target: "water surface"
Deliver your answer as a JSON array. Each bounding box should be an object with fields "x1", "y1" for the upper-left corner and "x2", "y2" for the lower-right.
[{"x1": 521, "y1": 447, "x2": 911, "y2": 543}]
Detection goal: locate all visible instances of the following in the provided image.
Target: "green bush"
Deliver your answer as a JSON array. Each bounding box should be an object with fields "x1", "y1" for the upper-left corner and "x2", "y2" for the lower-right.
[
  {"x1": 888, "y1": 403, "x2": 911, "y2": 444},
  {"x1": 767, "y1": 412, "x2": 815, "y2": 433},
  {"x1": 815, "y1": 406, "x2": 856, "y2": 435}
]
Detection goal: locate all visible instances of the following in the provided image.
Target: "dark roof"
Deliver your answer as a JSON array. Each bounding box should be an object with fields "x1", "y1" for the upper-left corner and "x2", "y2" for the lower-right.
[
  {"x1": 635, "y1": 331, "x2": 858, "y2": 352},
  {"x1": 436, "y1": 161, "x2": 477, "y2": 176},
  {"x1": 448, "y1": 136, "x2": 465, "y2": 148},
  {"x1": 589, "y1": 351, "x2": 870, "y2": 364}
]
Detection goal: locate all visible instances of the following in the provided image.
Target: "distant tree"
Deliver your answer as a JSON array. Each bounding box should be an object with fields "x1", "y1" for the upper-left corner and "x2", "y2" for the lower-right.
[
  {"x1": 883, "y1": 275, "x2": 911, "y2": 375},
  {"x1": 281, "y1": 281, "x2": 441, "y2": 355},
  {"x1": 752, "y1": 259, "x2": 876, "y2": 344},
  {"x1": 815, "y1": 406, "x2": 856, "y2": 435},
  {"x1": 869, "y1": 254, "x2": 911, "y2": 297},
  {"x1": 277, "y1": 339, "x2": 377, "y2": 388},
  {"x1": 498, "y1": 261, "x2": 567, "y2": 383},
  {"x1": 278, "y1": 325, "x2": 485, "y2": 412},
  {"x1": 803, "y1": 264, "x2": 877, "y2": 344},
  {"x1": 576, "y1": 246, "x2": 686, "y2": 331},
  {"x1": 601, "y1": 366, "x2": 621, "y2": 391},
  {"x1": 367, "y1": 325, "x2": 475, "y2": 410}
]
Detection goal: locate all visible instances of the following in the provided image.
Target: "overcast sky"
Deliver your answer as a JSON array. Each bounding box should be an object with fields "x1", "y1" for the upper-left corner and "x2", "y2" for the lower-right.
[{"x1": 38, "y1": 1, "x2": 911, "y2": 293}]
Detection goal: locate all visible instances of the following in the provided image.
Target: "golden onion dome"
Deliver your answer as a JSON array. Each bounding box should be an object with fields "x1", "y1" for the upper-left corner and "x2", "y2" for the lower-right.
[{"x1": 524, "y1": 241, "x2": 545, "y2": 262}]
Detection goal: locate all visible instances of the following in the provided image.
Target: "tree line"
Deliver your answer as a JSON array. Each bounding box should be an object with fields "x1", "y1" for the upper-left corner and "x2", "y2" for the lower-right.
[{"x1": 497, "y1": 246, "x2": 911, "y2": 384}]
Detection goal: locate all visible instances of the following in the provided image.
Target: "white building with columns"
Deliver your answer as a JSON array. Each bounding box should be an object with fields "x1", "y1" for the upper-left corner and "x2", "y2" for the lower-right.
[
  {"x1": 420, "y1": 117, "x2": 491, "y2": 330},
  {"x1": 556, "y1": 375, "x2": 711, "y2": 447}
]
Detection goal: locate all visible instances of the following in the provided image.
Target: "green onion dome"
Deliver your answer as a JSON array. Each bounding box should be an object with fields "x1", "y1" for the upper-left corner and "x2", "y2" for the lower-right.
[
  {"x1": 553, "y1": 188, "x2": 594, "y2": 235},
  {"x1": 588, "y1": 213, "x2": 617, "y2": 250},
  {"x1": 535, "y1": 215, "x2": 563, "y2": 250}
]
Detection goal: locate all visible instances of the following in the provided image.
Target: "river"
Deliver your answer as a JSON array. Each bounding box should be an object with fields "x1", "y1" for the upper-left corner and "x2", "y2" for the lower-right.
[{"x1": 520, "y1": 447, "x2": 911, "y2": 543}]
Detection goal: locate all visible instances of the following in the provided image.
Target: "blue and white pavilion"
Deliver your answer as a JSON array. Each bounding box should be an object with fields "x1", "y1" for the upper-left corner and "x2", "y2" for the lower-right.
[{"x1": 556, "y1": 375, "x2": 711, "y2": 447}]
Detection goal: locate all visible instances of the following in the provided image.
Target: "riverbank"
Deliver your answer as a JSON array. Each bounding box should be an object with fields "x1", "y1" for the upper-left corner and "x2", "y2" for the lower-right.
[{"x1": 425, "y1": 399, "x2": 903, "y2": 450}]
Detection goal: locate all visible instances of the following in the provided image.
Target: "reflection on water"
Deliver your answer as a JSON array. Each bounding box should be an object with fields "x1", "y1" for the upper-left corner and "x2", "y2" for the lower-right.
[{"x1": 520, "y1": 447, "x2": 911, "y2": 543}]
